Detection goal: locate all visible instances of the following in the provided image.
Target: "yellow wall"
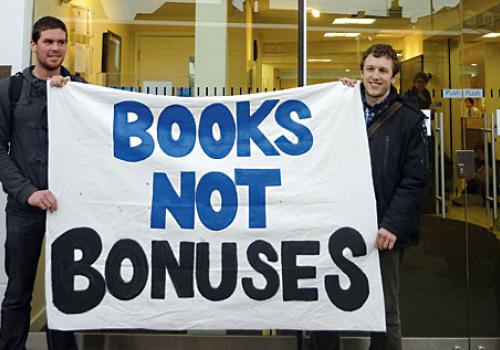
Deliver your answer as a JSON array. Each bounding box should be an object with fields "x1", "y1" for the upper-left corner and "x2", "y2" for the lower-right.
[
  {"x1": 228, "y1": 26, "x2": 248, "y2": 90},
  {"x1": 36, "y1": 1, "x2": 255, "y2": 89},
  {"x1": 35, "y1": 0, "x2": 135, "y2": 85},
  {"x1": 403, "y1": 33, "x2": 424, "y2": 61}
]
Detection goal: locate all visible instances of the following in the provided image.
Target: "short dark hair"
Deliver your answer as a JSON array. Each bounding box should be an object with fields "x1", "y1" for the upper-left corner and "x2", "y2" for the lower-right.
[
  {"x1": 465, "y1": 97, "x2": 474, "y2": 105},
  {"x1": 360, "y1": 44, "x2": 400, "y2": 77},
  {"x1": 413, "y1": 71, "x2": 429, "y2": 84},
  {"x1": 31, "y1": 16, "x2": 67, "y2": 43}
]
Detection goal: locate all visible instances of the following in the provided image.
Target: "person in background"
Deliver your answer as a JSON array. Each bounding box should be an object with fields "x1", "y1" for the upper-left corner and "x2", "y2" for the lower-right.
[
  {"x1": 464, "y1": 97, "x2": 482, "y2": 118},
  {"x1": 0, "y1": 16, "x2": 84, "y2": 350},
  {"x1": 403, "y1": 71, "x2": 432, "y2": 110},
  {"x1": 312, "y1": 44, "x2": 428, "y2": 350}
]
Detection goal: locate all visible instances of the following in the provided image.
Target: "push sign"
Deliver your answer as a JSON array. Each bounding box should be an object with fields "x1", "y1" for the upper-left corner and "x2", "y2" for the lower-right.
[{"x1": 442, "y1": 89, "x2": 462, "y2": 99}]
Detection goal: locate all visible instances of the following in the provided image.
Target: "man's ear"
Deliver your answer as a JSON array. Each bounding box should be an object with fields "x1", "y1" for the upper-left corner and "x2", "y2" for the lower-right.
[
  {"x1": 30, "y1": 40, "x2": 37, "y2": 52},
  {"x1": 391, "y1": 74, "x2": 398, "y2": 84}
]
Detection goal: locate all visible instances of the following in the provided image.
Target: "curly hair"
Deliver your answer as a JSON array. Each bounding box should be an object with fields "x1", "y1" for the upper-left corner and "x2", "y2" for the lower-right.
[{"x1": 360, "y1": 44, "x2": 400, "y2": 77}]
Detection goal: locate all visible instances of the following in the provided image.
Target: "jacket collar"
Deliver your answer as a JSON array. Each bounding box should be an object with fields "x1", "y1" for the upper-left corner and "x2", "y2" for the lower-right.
[
  {"x1": 361, "y1": 84, "x2": 399, "y2": 118},
  {"x1": 23, "y1": 65, "x2": 72, "y2": 83}
]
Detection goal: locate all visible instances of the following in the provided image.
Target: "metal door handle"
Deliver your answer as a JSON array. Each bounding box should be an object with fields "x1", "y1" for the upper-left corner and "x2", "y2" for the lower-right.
[
  {"x1": 484, "y1": 113, "x2": 490, "y2": 215},
  {"x1": 491, "y1": 112, "x2": 497, "y2": 221},
  {"x1": 439, "y1": 112, "x2": 445, "y2": 218}
]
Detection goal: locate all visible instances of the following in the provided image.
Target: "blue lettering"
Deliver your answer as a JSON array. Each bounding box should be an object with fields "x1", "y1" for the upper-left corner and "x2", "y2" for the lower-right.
[
  {"x1": 274, "y1": 100, "x2": 313, "y2": 155},
  {"x1": 157, "y1": 105, "x2": 196, "y2": 158},
  {"x1": 151, "y1": 172, "x2": 195, "y2": 229},
  {"x1": 236, "y1": 100, "x2": 280, "y2": 157},
  {"x1": 199, "y1": 103, "x2": 235, "y2": 159},
  {"x1": 235, "y1": 169, "x2": 281, "y2": 228},
  {"x1": 113, "y1": 101, "x2": 155, "y2": 162},
  {"x1": 196, "y1": 172, "x2": 238, "y2": 231}
]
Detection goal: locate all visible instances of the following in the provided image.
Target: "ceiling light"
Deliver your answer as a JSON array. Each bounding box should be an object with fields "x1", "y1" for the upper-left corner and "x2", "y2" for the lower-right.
[
  {"x1": 481, "y1": 32, "x2": 500, "y2": 38},
  {"x1": 311, "y1": 9, "x2": 320, "y2": 18},
  {"x1": 324, "y1": 32, "x2": 360, "y2": 38},
  {"x1": 308, "y1": 58, "x2": 331, "y2": 63},
  {"x1": 345, "y1": 69, "x2": 351, "y2": 72},
  {"x1": 470, "y1": 63, "x2": 478, "y2": 66},
  {"x1": 333, "y1": 18, "x2": 375, "y2": 25},
  {"x1": 375, "y1": 33, "x2": 403, "y2": 38}
]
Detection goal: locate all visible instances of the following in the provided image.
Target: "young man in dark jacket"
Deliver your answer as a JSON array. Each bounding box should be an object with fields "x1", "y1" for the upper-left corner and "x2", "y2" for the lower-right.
[
  {"x1": 0, "y1": 16, "x2": 84, "y2": 350},
  {"x1": 313, "y1": 44, "x2": 427, "y2": 350}
]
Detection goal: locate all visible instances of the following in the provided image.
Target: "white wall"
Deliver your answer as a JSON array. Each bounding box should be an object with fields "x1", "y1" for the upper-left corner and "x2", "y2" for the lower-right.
[{"x1": 0, "y1": 0, "x2": 34, "y2": 303}]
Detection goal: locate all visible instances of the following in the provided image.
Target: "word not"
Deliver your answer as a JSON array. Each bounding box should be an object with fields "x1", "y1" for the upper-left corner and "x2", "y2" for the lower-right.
[
  {"x1": 151, "y1": 169, "x2": 281, "y2": 231},
  {"x1": 51, "y1": 226, "x2": 370, "y2": 314}
]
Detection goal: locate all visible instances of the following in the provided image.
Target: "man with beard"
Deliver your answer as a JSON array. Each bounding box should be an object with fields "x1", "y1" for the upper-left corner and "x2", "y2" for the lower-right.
[{"x1": 0, "y1": 16, "x2": 84, "y2": 350}]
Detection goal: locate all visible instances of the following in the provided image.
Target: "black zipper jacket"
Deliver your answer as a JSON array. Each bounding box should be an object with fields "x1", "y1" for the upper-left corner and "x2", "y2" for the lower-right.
[
  {"x1": 365, "y1": 85, "x2": 428, "y2": 248},
  {"x1": 0, "y1": 66, "x2": 84, "y2": 212}
]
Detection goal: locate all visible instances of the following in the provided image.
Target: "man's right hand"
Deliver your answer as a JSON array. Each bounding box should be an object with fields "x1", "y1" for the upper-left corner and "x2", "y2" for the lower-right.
[
  {"x1": 49, "y1": 75, "x2": 70, "y2": 87},
  {"x1": 27, "y1": 190, "x2": 58, "y2": 212},
  {"x1": 339, "y1": 77, "x2": 356, "y2": 87}
]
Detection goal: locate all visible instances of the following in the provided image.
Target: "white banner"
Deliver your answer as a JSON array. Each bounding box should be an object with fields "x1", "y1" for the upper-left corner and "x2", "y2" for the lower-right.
[{"x1": 46, "y1": 82, "x2": 384, "y2": 331}]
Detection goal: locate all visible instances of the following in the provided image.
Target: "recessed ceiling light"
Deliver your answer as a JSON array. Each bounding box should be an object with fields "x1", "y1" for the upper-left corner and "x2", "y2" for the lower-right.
[
  {"x1": 482, "y1": 32, "x2": 500, "y2": 38},
  {"x1": 333, "y1": 18, "x2": 376, "y2": 25},
  {"x1": 308, "y1": 58, "x2": 332, "y2": 63},
  {"x1": 311, "y1": 9, "x2": 320, "y2": 18},
  {"x1": 470, "y1": 63, "x2": 478, "y2": 66},
  {"x1": 345, "y1": 69, "x2": 351, "y2": 72},
  {"x1": 375, "y1": 33, "x2": 403, "y2": 38},
  {"x1": 324, "y1": 32, "x2": 360, "y2": 38}
]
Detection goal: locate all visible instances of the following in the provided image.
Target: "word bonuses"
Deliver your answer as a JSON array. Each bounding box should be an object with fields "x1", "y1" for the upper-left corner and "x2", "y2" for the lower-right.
[
  {"x1": 52, "y1": 226, "x2": 370, "y2": 314},
  {"x1": 113, "y1": 99, "x2": 314, "y2": 231}
]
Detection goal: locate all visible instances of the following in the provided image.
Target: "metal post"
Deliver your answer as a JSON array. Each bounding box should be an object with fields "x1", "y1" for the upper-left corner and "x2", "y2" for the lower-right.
[
  {"x1": 298, "y1": 0, "x2": 307, "y2": 87},
  {"x1": 440, "y1": 112, "x2": 446, "y2": 218},
  {"x1": 434, "y1": 112, "x2": 440, "y2": 215},
  {"x1": 491, "y1": 112, "x2": 498, "y2": 226},
  {"x1": 484, "y1": 113, "x2": 490, "y2": 215}
]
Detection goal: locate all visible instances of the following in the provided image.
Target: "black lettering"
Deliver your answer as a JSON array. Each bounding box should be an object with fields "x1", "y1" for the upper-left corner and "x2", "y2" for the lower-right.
[
  {"x1": 196, "y1": 242, "x2": 237, "y2": 301},
  {"x1": 325, "y1": 227, "x2": 369, "y2": 311},
  {"x1": 51, "y1": 227, "x2": 105, "y2": 314},
  {"x1": 105, "y1": 239, "x2": 148, "y2": 300},
  {"x1": 151, "y1": 241, "x2": 195, "y2": 299},
  {"x1": 281, "y1": 241, "x2": 319, "y2": 301},
  {"x1": 242, "y1": 240, "x2": 279, "y2": 300}
]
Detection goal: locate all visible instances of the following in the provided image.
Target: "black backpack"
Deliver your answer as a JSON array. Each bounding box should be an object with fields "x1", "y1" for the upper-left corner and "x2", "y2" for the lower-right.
[{"x1": 8, "y1": 72, "x2": 24, "y2": 115}]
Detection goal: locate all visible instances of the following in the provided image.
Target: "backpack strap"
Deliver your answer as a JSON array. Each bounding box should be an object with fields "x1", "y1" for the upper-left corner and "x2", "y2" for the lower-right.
[
  {"x1": 9, "y1": 72, "x2": 24, "y2": 115},
  {"x1": 367, "y1": 101, "x2": 403, "y2": 138}
]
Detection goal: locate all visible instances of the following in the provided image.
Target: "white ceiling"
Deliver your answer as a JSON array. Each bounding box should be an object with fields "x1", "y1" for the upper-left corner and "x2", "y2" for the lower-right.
[
  {"x1": 270, "y1": 0, "x2": 461, "y2": 22},
  {"x1": 98, "y1": 0, "x2": 462, "y2": 22}
]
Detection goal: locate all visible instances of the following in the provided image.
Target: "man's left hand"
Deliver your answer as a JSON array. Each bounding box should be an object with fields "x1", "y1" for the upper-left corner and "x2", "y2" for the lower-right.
[
  {"x1": 375, "y1": 227, "x2": 397, "y2": 250},
  {"x1": 50, "y1": 75, "x2": 70, "y2": 87}
]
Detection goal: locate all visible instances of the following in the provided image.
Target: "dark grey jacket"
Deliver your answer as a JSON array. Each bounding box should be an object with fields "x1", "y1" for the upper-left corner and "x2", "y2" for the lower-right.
[
  {"x1": 368, "y1": 89, "x2": 428, "y2": 248},
  {"x1": 0, "y1": 66, "x2": 84, "y2": 212}
]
